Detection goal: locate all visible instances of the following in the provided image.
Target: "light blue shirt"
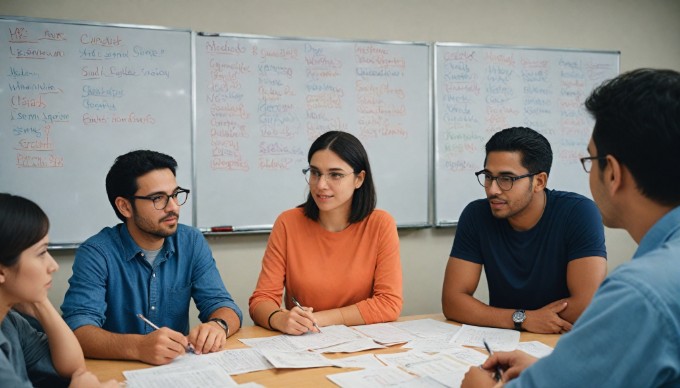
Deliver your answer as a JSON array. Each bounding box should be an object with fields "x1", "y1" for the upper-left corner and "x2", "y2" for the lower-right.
[
  {"x1": 0, "y1": 311, "x2": 64, "y2": 387},
  {"x1": 508, "y1": 206, "x2": 680, "y2": 387},
  {"x1": 62, "y1": 223, "x2": 242, "y2": 335}
]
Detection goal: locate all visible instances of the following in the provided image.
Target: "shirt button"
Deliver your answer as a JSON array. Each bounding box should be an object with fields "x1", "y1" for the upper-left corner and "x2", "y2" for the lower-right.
[
  {"x1": 152, "y1": 273, "x2": 156, "y2": 277},
  {"x1": 151, "y1": 306, "x2": 156, "y2": 310},
  {"x1": 140, "y1": 253, "x2": 145, "y2": 257}
]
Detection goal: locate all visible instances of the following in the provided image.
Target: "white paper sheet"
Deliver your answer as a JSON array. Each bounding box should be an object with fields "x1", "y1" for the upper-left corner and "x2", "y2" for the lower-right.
[
  {"x1": 439, "y1": 346, "x2": 489, "y2": 366},
  {"x1": 517, "y1": 341, "x2": 554, "y2": 358},
  {"x1": 257, "y1": 349, "x2": 336, "y2": 369},
  {"x1": 203, "y1": 348, "x2": 274, "y2": 375},
  {"x1": 125, "y1": 365, "x2": 236, "y2": 388},
  {"x1": 449, "y1": 324, "x2": 520, "y2": 351},
  {"x1": 375, "y1": 351, "x2": 436, "y2": 368},
  {"x1": 326, "y1": 366, "x2": 417, "y2": 388},
  {"x1": 314, "y1": 338, "x2": 386, "y2": 353},
  {"x1": 353, "y1": 323, "x2": 414, "y2": 345},
  {"x1": 402, "y1": 333, "x2": 459, "y2": 353},
  {"x1": 390, "y1": 319, "x2": 461, "y2": 339},
  {"x1": 332, "y1": 354, "x2": 387, "y2": 369}
]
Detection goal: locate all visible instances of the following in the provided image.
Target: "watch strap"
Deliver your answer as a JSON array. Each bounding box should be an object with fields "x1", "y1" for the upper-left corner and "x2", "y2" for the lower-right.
[{"x1": 209, "y1": 317, "x2": 229, "y2": 338}]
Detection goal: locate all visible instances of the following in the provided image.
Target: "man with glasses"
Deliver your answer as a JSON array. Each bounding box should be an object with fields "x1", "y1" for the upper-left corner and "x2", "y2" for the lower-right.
[
  {"x1": 62, "y1": 150, "x2": 241, "y2": 365},
  {"x1": 463, "y1": 69, "x2": 680, "y2": 387},
  {"x1": 442, "y1": 127, "x2": 607, "y2": 334}
]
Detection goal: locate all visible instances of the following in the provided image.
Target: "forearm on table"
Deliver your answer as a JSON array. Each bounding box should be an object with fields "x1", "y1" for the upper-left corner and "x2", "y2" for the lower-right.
[
  {"x1": 74, "y1": 325, "x2": 144, "y2": 361},
  {"x1": 443, "y1": 293, "x2": 515, "y2": 329}
]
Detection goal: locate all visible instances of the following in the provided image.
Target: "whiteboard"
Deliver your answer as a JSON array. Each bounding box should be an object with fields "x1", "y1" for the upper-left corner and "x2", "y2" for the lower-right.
[
  {"x1": 194, "y1": 34, "x2": 430, "y2": 230},
  {"x1": 0, "y1": 17, "x2": 192, "y2": 246},
  {"x1": 434, "y1": 44, "x2": 619, "y2": 225}
]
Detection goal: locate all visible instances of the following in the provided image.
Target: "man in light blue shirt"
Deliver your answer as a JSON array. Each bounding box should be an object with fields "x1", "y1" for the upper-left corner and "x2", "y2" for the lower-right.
[
  {"x1": 462, "y1": 69, "x2": 680, "y2": 387},
  {"x1": 62, "y1": 150, "x2": 242, "y2": 366}
]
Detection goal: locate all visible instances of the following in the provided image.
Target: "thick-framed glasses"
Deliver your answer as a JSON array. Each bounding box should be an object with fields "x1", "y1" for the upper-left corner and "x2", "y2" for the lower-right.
[
  {"x1": 579, "y1": 156, "x2": 607, "y2": 173},
  {"x1": 130, "y1": 188, "x2": 190, "y2": 210},
  {"x1": 302, "y1": 167, "x2": 355, "y2": 185},
  {"x1": 475, "y1": 170, "x2": 539, "y2": 191}
]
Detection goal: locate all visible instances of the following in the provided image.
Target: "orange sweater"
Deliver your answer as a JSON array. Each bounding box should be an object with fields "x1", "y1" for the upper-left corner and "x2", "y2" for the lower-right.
[{"x1": 249, "y1": 207, "x2": 403, "y2": 324}]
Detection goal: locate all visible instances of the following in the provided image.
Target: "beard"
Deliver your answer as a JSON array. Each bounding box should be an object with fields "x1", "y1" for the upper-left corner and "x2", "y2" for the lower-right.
[{"x1": 132, "y1": 211, "x2": 179, "y2": 238}]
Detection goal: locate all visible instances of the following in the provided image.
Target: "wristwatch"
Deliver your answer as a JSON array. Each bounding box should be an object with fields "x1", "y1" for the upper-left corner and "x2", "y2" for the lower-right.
[
  {"x1": 512, "y1": 309, "x2": 526, "y2": 331},
  {"x1": 209, "y1": 318, "x2": 229, "y2": 338}
]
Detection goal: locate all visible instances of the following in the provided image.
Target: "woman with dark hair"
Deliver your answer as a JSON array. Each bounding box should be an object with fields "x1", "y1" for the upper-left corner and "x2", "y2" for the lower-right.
[
  {"x1": 249, "y1": 131, "x2": 403, "y2": 334},
  {"x1": 0, "y1": 193, "x2": 116, "y2": 387}
]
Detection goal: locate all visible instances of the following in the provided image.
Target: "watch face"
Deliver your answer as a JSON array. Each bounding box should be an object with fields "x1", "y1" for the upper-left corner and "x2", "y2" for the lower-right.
[{"x1": 512, "y1": 310, "x2": 526, "y2": 323}]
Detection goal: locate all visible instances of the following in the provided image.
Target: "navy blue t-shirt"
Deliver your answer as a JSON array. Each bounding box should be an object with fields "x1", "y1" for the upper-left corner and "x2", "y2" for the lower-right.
[{"x1": 450, "y1": 189, "x2": 607, "y2": 310}]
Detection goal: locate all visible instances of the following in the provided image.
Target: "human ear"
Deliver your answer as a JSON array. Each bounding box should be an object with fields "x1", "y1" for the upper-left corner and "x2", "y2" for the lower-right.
[
  {"x1": 354, "y1": 170, "x2": 366, "y2": 189},
  {"x1": 605, "y1": 155, "x2": 623, "y2": 195},
  {"x1": 115, "y1": 197, "x2": 134, "y2": 219}
]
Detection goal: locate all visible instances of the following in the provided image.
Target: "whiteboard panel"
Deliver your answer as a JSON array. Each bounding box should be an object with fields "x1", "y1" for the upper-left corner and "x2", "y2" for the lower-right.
[
  {"x1": 0, "y1": 18, "x2": 192, "y2": 245},
  {"x1": 194, "y1": 34, "x2": 430, "y2": 229},
  {"x1": 434, "y1": 44, "x2": 619, "y2": 225}
]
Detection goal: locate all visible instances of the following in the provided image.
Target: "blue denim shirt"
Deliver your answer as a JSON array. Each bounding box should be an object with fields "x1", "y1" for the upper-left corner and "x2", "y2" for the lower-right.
[
  {"x1": 508, "y1": 206, "x2": 680, "y2": 387},
  {"x1": 0, "y1": 311, "x2": 64, "y2": 388},
  {"x1": 61, "y1": 223, "x2": 242, "y2": 335}
]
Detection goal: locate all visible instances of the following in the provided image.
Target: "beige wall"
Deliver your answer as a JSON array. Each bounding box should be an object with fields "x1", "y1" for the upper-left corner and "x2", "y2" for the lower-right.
[{"x1": 3, "y1": 0, "x2": 677, "y2": 326}]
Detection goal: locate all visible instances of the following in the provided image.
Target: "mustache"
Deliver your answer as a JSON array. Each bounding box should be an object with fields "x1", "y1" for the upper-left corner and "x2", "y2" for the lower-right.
[
  {"x1": 487, "y1": 195, "x2": 500, "y2": 201},
  {"x1": 161, "y1": 212, "x2": 179, "y2": 221}
]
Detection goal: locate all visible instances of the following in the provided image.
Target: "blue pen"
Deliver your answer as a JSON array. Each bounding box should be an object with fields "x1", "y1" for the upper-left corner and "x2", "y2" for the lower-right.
[
  {"x1": 483, "y1": 339, "x2": 502, "y2": 382},
  {"x1": 290, "y1": 296, "x2": 322, "y2": 333},
  {"x1": 137, "y1": 313, "x2": 195, "y2": 353}
]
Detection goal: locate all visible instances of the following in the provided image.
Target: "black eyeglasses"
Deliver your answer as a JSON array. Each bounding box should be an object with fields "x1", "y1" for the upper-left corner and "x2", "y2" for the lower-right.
[
  {"x1": 130, "y1": 188, "x2": 190, "y2": 210},
  {"x1": 475, "y1": 170, "x2": 540, "y2": 191},
  {"x1": 579, "y1": 156, "x2": 607, "y2": 173}
]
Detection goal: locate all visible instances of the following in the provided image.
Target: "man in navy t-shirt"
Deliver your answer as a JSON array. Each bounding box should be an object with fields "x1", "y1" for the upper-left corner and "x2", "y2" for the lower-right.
[{"x1": 442, "y1": 127, "x2": 607, "y2": 334}]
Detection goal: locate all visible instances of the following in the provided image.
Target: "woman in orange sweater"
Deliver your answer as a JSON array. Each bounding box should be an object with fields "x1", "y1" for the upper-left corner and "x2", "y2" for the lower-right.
[{"x1": 249, "y1": 131, "x2": 403, "y2": 335}]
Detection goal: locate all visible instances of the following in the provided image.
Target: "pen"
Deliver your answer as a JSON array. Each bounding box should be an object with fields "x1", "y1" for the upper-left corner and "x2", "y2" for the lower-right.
[
  {"x1": 137, "y1": 313, "x2": 195, "y2": 353},
  {"x1": 290, "y1": 296, "x2": 322, "y2": 333},
  {"x1": 483, "y1": 339, "x2": 502, "y2": 382}
]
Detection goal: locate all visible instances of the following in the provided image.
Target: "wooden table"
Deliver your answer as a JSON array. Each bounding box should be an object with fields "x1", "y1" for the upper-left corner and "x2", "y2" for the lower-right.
[{"x1": 86, "y1": 313, "x2": 560, "y2": 387}]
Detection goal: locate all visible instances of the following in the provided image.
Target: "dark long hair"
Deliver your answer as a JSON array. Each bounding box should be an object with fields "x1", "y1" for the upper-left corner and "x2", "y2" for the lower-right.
[
  {"x1": 300, "y1": 131, "x2": 377, "y2": 223},
  {"x1": 0, "y1": 193, "x2": 49, "y2": 268}
]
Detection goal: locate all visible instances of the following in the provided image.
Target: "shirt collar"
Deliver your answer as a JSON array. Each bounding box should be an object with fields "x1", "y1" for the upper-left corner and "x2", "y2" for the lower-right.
[
  {"x1": 118, "y1": 223, "x2": 177, "y2": 262},
  {"x1": 634, "y1": 205, "x2": 680, "y2": 259}
]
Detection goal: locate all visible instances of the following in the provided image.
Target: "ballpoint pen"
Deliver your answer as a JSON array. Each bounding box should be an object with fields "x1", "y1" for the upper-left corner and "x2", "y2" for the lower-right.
[
  {"x1": 483, "y1": 339, "x2": 502, "y2": 382},
  {"x1": 290, "y1": 296, "x2": 322, "y2": 333},
  {"x1": 137, "y1": 313, "x2": 195, "y2": 353}
]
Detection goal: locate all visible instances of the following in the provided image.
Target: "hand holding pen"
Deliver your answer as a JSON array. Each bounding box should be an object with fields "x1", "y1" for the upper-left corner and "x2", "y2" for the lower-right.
[
  {"x1": 137, "y1": 314, "x2": 195, "y2": 364},
  {"x1": 290, "y1": 296, "x2": 322, "y2": 333},
  {"x1": 483, "y1": 339, "x2": 503, "y2": 382}
]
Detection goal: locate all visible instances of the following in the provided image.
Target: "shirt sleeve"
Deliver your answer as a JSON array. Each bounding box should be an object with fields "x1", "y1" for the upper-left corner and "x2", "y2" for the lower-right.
[
  {"x1": 449, "y1": 201, "x2": 484, "y2": 264},
  {"x1": 563, "y1": 198, "x2": 607, "y2": 261},
  {"x1": 4, "y1": 312, "x2": 62, "y2": 387},
  {"x1": 60, "y1": 242, "x2": 110, "y2": 331},
  {"x1": 189, "y1": 228, "x2": 243, "y2": 324},
  {"x1": 507, "y1": 274, "x2": 680, "y2": 387},
  {"x1": 355, "y1": 211, "x2": 403, "y2": 323},
  {"x1": 248, "y1": 214, "x2": 288, "y2": 318}
]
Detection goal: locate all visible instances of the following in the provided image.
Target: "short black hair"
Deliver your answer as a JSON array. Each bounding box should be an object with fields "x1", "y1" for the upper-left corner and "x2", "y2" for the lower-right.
[
  {"x1": 484, "y1": 126, "x2": 553, "y2": 175},
  {"x1": 586, "y1": 68, "x2": 680, "y2": 207},
  {"x1": 0, "y1": 193, "x2": 49, "y2": 268},
  {"x1": 105, "y1": 150, "x2": 178, "y2": 221},
  {"x1": 300, "y1": 131, "x2": 377, "y2": 223}
]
